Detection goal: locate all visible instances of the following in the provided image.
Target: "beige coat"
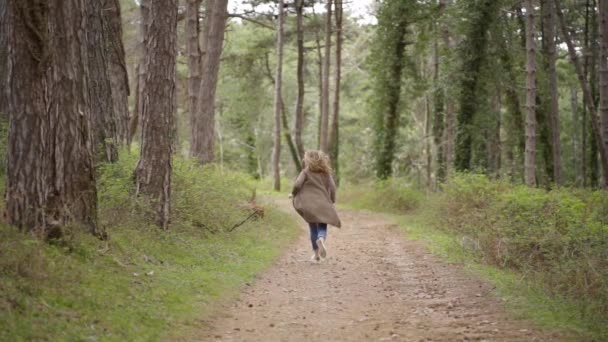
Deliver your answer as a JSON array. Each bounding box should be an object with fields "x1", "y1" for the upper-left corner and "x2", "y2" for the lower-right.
[{"x1": 291, "y1": 169, "x2": 341, "y2": 228}]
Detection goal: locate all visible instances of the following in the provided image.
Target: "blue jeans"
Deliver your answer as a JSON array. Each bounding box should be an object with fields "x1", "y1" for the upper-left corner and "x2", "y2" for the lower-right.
[{"x1": 309, "y1": 223, "x2": 327, "y2": 250}]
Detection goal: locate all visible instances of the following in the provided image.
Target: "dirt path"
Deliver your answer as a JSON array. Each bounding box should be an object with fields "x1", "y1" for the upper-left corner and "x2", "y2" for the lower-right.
[{"x1": 198, "y1": 200, "x2": 568, "y2": 341}]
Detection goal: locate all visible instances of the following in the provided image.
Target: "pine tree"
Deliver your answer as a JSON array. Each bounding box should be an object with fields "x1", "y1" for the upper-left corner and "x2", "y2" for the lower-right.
[
  {"x1": 6, "y1": 0, "x2": 100, "y2": 237},
  {"x1": 370, "y1": 0, "x2": 413, "y2": 179},
  {"x1": 134, "y1": 0, "x2": 178, "y2": 229},
  {"x1": 454, "y1": 0, "x2": 500, "y2": 172},
  {"x1": 272, "y1": 0, "x2": 285, "y2": 191},
  {"x1": 191, "y1": 0, "x2": 229, "y2": 164}
]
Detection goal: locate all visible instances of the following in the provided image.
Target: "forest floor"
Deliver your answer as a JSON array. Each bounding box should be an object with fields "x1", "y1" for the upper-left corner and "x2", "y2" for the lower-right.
[{"x1": 194, "y1": 199, "x2": 571, "y2": 341}]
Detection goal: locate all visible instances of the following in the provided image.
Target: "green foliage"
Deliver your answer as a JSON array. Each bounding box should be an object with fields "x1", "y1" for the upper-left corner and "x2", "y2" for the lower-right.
[
  {"x1": 397, "y1": 212, "x2": 601, "y2": 339},
  {"x1": 343, "y1": 173, "x2": 608, "y2": 337},
  {"x1": 368, "y1": 0, "x2": 416, "y2": 179},
  {"x1": 341, "y1": 178, "x2": 423, "y2": 214},
  {"x1": 435, "y1": 173, "x2": 608, "y2": 332},
  {"x1": 454, "y1": 0, "x2": 501, "y2": 172},
  {"x1": 0, "y1": 150, "x2": 300, "y2": 340}
]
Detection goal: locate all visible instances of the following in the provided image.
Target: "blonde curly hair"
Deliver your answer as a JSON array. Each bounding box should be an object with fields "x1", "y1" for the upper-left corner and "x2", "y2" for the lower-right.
[{"x1": 303, "y1": 150, "x2": 332, "y2": 174}]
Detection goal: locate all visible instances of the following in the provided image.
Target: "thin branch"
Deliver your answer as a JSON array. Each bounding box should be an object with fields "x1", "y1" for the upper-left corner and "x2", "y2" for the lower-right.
[{"x1": 229, "y1": 13, "x2": 275, "y2": 30}]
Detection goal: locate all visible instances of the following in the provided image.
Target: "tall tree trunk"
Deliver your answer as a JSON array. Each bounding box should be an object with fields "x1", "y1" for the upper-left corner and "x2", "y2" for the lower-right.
[
  {"x1": 455, "y1": 0, "x2": 499, "y2": 171},
  {"x1": 589, "y1": 0, "x2": 600, "y2": 187},
  {"x1": 263, "y1": 52, "x2": 301, "y2": 172},
  {"x1": 313, "y1": 8, "x2": 323, "y2": 149},
  {"x1": 493, "y1": 88, "x2": 502, "y2": 178},
  {"x1": 103, "y1": 0, "x2": 130, "y2": 146},
  {"x1": 294, "y1": 0, "x2": 306, "y2": 160},
  {"x1": 537, "y1": 95, "x2": 554, "y2": 185},
  {"x1": 130, "y1": 3, "x2": 149, "y2": 146},
  {"x1": 0, "y1": 0, "x2": 7, "y2": 120},
  {"x1": 86, "y1": 0, "x2": 118, "y2": 163},
  {"x1": 246, "y1": 133, "x2": 258, "y2": 178},
  {"x1": 556, "y1": 0, "x2": 608, "y2": 187},
  {"x1": 425, "y1": 95, "x2": 433, "y2": 189},
  {"x1": 319, "y1": 0, "x2": 332, "y2": 153},
  {"x1": 501, "y1": 8, "x2": 528, "y2": 180},
  {"x1": 542, "y1": 0, "x2": 563, "y2": 185},
  {"x1": 315, "y1": 52, "x2": 323, "y2": 149},
  {"x1": 433, "y1": 6, "x2": 446, "y2": 183},
  {"x1": 134, "y1": 0, "x2": 177, "y2": 230},
  {"x1": 583, "y1": 0, "x2": 591, "y2": 186},
  {"x1": 6, "y1": 0, "x2": 99, "y2": 237},
  {"x1": 329, "y1": 0, "x2": 342, "y2": 182},
  {"x1": 191, "y1": 0, "x2": 228, "y2": 164},
  {"x1": 186, "y1": 0, "x2": 202, "y2": 138},
  {"x1": 440, "y1": 0, "x2": 455, "y2": 176},
  {"x1": 130, "y1": 63, "x2": 140, "y2": 147},
  {"x1": 536, "y1": 0, "x2": 554, "y2": 185},
  {"x1": 272, "y1": 0, "x2": 285, "y2": 191},
  {"x1": 524, "y1": 0, "x2": 538, "y2": 187},
  {"x1": 0, "y1": 0, "x2": 6, "y2": 174},
  {"x1": 373, "y1": 0, "x2": 410, "y2": 179},
  {"x1": 281, "y1": 100, "x2": 302, "y2": 172},
  {"x1": 571, "y1": 87, "x2": 582, "y2": 185},
  {"x1": 599, "y1": 0, "x2": 608, "y2": 185}
]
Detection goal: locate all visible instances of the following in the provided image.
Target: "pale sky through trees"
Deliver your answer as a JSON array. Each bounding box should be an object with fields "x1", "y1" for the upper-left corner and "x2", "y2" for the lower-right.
[
  {"x1": 131, "y1": 0, "x2": 377, "y2": 24},
  {"x1": 228, "y1": 0, "x2": 377, "y2": 25}
]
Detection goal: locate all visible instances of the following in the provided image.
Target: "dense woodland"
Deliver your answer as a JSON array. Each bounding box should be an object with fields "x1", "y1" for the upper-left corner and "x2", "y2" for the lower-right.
[
  {"x1": 5, "y1": 0, "x2": 608, "y2": 234},
  {"x1": 2, "y1": 0, "x2": 608, "y2": 339},
  {"x1": 3, "y1": 0, "x2": 608, "y2": 233}
]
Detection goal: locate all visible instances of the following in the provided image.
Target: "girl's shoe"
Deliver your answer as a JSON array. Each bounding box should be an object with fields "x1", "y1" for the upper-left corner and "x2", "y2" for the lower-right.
[
  {"x1": 311, "y1": 253, "x2": 320, "y2": 262},
  {"x1": 317, "y1": 238, "x2": 327, "y2": 258}
]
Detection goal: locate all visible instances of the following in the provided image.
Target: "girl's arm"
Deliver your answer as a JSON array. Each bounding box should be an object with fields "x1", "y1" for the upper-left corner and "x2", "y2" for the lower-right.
[{"x1": 291, "y1": 170, "x2": 307, "y2": 196}]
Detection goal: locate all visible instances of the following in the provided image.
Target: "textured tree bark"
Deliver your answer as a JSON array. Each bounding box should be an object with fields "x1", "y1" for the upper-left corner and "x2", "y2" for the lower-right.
[
  {"x1": 537, "y1": 94, "x2": 554, "y2": 185},
  {"x1": 329, "y1": 0, "x2": 342, "y2": 182},
  {"x1": 599, "y1": 0, "x2": 608, "y2": 184},
  {"x1": 294, "y1": 0, "x2": 305, "y2": 161},
  {"x1": 582, "y1": 0, "x2": 590, "y2": 186},
  {"x1": 319, "y1": 0, "x2": 332, "y2": 153},
  {"x1": 186, "y1": 0, "x2": 202, "y2": 139},
  {"x1": 131, "y1": 2, "x2": 149, "y2": 147},
  {"x1": 6, "y1": 0, "x2": 99, "y2": 237},
  {"x1": 312, "y1": 6, "x2": 324, "y2": 149},
  {"x1": 589, "y1": 0, "x2": 600, "y2": 187},
  {"x1": 374, "y1": 1, "x2": 409, "y2": 179},
  {"x1": 281, "y1": 98, "x2": 302, "y2": 172},
  {"x1": 434, "y1": 1, "x2": 446, "y2": 183},
  {"x1": 130, "y1": 63, "x2": 140, "y2": 146},
  {"x1": 493, "y1": 88, "x2": 503, "y2": 178},
  {"x1": 134, "y1": 0, "x2": 177, "y2": 230},
  {"x1": 272, "y1": 0, "x2": 285, "y2": 191},
  {"x1": 498, "y1": 17, "x2": 525, "y2": 181},
  {"x1": 524, "y1": 0, "x2": 538, "y2": 187},
  {"x1": 556, "y1": 0, "x2": 608, "y2": 187},
  {"x1": 0, "y1": 0, "x2": 7, "y2": 120},
  {"x1": 425, "y1": 95, "x2": 432, "y2": 189},
  {"x1": 441, "y1": 0, "x2": 455, "y2": 176},
  {"x1": 455, "y1": 0, "x2": 498, "y2": 171},
  {"x1": 263, "y1": 52, "x2": 301, "y2": 172},
  {"x1": 571, "y1": 87, "x2": 582, "y2": 185},
  {"x1": 191, "y1": 0, "x2": 228, "y2": 164},
  {"x1": 103, "y1": 0, "x2": 130, "y2": 145},
  {"x1": 541, "y1": 0, "x2": 563, "y2": 185},
  {"x1": 86, "y1": 0, "x2": 118, "y2": 163}
]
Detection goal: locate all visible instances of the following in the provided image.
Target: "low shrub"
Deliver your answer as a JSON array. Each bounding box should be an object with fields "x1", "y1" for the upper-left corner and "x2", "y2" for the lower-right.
[
  {"x1": 98, "y1": 151, "x2": 261, "y2": 234},
  {"x1": 435, "y1": 173, "x2": 608, "y2": 318},
  {"x1": 342, "y1": 178, "x2": 423, "y2": 214},
  {"x1": 0, "y1": 150, "x2": 299, "y2": 340}
]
